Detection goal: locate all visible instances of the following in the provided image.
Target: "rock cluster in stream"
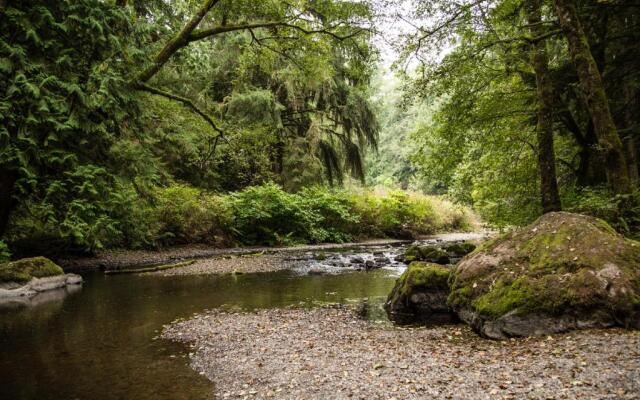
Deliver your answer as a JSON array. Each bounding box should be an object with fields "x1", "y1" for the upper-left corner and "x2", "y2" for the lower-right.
[
  {"x1": 386, "y1": 212, "x2": 640, "y2": 339},
  {"x1": 0, "y1": 257, "x2": 82, "y2": 304}
]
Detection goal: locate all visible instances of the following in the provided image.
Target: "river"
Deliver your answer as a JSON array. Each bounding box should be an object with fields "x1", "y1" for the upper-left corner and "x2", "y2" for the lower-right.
[{"x1": 0, "y1": 263, "x2": 402, "y2": 399}]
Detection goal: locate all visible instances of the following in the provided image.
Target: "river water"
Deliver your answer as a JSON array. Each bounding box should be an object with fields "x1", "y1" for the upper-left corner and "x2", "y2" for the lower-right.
[{"x1": 0, "y1": 264, "x2": 402, "y2": 399}]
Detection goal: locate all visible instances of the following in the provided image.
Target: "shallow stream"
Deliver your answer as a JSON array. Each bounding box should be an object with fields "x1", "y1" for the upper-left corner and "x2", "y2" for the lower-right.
[{"x1": 0, "y1": 235, "x2": 481, "y2": 399}]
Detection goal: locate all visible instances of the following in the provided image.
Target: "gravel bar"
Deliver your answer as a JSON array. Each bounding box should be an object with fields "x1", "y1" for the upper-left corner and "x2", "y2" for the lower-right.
[
  {"x1": 59, "y1": 239, "x2": 412, "y2": 272},
  {"x1": 163, "y1": 307, "x2": 640, "y2": 400}
]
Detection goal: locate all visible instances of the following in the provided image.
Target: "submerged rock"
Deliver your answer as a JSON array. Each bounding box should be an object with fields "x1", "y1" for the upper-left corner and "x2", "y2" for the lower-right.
[
  {"x1": 385, "y1": 262, "x2": 457, "y2": 325},
  {"x1": 0, "y1": 257, "x2": 82, "y2": 301},
  {"x1": 448, "y1": 212, "x2": 640, "y2": 339},
  {"x1": 364, "y1": 260, "x2": 379, "y2": 270}
]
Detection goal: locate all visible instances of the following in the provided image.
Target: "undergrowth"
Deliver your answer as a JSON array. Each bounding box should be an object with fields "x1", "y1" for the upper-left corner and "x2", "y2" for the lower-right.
[{"x1": 4, "y1": 183, "x2": 478, "y2": 254}]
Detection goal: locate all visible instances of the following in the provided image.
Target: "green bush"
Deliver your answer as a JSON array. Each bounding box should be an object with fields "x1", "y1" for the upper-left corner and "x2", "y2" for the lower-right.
[
  {"x1": 564, "y1": 186, "x2": 640, "y2": 239},
  {"x1": 5, "y1": 183, "x2": 479, "y2": 252},
  {"x1": 152, "y1": 185, "x2": 232, "y2": 246},
  {"x1": 228, "y1": 183, "x2": 323, "y2": 245},
  {"x1": 346, "y1": 189, "x2": 476, "y2": 238},
  {"x1": 298, "y1": 187, "x2": 360, "y2": 243},
  {"x1": 0, "y1": 241, "x2": 11, "y2": 263}
]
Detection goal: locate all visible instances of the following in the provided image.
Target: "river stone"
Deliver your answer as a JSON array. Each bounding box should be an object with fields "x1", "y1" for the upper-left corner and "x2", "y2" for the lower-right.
[
  {"x1": 448, "y1": 212, "x2": 640, "y2": 340},
  {"x1": 0, "y1": 256, "x2": 64, "y2": 283},
  {"x1": 0, "y1": 257, "x2": 82, "y2": 302},
  {"x1": 385, "y1": 262, "x2": 457, "y2": 325},
  {"x1": 444, "y1": 242, "x2": 476, "y2": 257},
  {"x1": 364, "y1": 260, "x2": 378, "y2": 270},
  {"x1": 402, "y1": 245, "x2": 450, "y2": 265}
]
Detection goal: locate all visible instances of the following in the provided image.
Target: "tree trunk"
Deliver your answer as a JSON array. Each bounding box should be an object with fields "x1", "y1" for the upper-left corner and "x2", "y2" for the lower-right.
[
  {"x1": 553, "y1": 0, "x2": 632, "y2": 194},
  {"x1": 623, "y1": 86, "x2": 639, "y2": 185},
  {"x1": 526, "y1": 0, "x2": 562, "y2": 213},
  {"x1": 0, "y1": 168, "x2": 17, "y2": 237}
]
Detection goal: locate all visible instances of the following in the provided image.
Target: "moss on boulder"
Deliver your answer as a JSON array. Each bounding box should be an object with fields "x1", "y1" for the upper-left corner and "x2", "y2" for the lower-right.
[
  {"x1": 402, "y1": 245, "x2": 450, "y2": 264},
  {"x1": 0, "y1": 257, "x2": 64, "y2": 283},
  {"x1": 384, "y1": 262, "x2": 457, "y2": 324},
  {"x1": 444, "y1": 242, "x2": 476, "y2": 256},
  {"x1": 448, "y1": 212, "x2": 640, "y2": 339}
]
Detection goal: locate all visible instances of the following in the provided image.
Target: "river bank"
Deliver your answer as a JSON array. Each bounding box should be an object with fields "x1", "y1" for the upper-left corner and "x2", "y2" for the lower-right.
[
  {"x1": 59, "y1": 232, "x2": 490, "y2": 274},
  {"x1": 163, "y1": 306, "x2": 640, "y2": 400}
]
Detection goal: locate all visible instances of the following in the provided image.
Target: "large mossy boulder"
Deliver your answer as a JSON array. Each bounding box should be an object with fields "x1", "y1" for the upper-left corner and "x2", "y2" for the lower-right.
[
  {"x1": 0, "y1": 257, "x2": 82, "y2": 303},
  {"x1": 448, "y1": 212, "x2": 640, "y2": 339},
  {"x1": 0, "y1": 257, "x2": 64, "y2": 283},
  {"x1": 385, "y1": 262, "x2": 457, "y2": 324}
]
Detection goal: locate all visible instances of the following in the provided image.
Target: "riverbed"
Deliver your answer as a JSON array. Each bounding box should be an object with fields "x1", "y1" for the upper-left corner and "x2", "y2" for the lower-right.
[
  {"x1": 3, "y1": 233, "x2": 637, "y2": 400},
  {"x1": 0, "y1": 241, "x2": 416, "y2": 400}
]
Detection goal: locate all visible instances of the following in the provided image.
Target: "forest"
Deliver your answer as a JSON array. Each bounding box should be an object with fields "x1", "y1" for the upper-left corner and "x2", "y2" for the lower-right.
[
  {"x1": 1, "y1": 0, "x2": 639, "y2": 259},
  {"x1": 1, "y1": 1, "x2": 640, "y2": 399}
]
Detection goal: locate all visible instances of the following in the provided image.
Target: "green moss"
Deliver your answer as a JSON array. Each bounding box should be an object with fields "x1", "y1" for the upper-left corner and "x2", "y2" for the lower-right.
[
  {"x1": 595, "y1": 219, "x2": 618, "y2": 235},
  {"x1": 444, "y1": 242, "x2": 476, "y2": 255},
  {"x1": 399, "y1": 262, "x2": 451, "y2": 295},
  {"x1": 449, "y1": 212, "x2": 640, "y2": 322},
  {"x1": 420, "y1": 246, "x2": 448, "y2": 260},
  {"x1": 403, "y1": 245, "x2": 450, "y2": 263},
  {"x1": 404, "y1": 245, "x2": 421, "y2": 260},
  {"x1": 0, "y1": 257, "x2": 64, "y2": 283}
]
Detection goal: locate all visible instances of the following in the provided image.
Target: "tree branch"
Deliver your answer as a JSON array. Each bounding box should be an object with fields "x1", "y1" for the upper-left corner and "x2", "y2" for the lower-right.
[
  {"x1": 135, "y1": 83, "x2": 224, "y2": 135},
  {"x1": 135, "y1": 0, "x2": 221, "y2": 84},
  {"x1": 189, "y1": 21, "x2": 364, "y2": 43}
]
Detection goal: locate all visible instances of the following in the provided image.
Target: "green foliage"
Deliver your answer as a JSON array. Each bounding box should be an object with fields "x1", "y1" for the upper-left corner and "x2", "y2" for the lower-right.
[
  {"x1": 564, "y1": 187, "x2": 640, "y2": 239},
  {"x1": 8, "y1": 177, "x2": 150, "y2": 253},
  {"x1": 7, "y1": 182, "x2": 476, "y2": 252},
  {"x1": 0, "y1": 241, "x2": 11, "y2": 263},
  {"x1": 0, "y1": 0, "x2": 152, "y2": 251},
  {"x1": 152, "y1": 185, "x2": 231, "y2": 246},
  {"x1": 389, "y1": 0, "x2": 640, "y2": 236},
  {"x1": 348, "y1": 189, "x2": 475, "y2": 238}
]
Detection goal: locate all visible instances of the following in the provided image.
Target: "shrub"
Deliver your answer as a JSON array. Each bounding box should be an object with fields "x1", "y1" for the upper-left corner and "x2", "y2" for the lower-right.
[
  {"x1": 298, "y1": 187, "x2": 359, "y2": 243},
  {"x1": 564, "y1": 186, "x2": 640, "y2": 239},
  {"x1": 346, "y1": 188, "x2": 477, "y2": 238},
  {"x1": 152, "y1": 185, "x2": 232, "y2": 246},
  {"x1": 0, "y1": 240, "x2": 11, "y2": 263},
  {"x1": 4, "y1": 182, "x2": 479, "y2": 252},
  {"x1": 228, "y1": 183, "x2": 322, "y2": 245}
]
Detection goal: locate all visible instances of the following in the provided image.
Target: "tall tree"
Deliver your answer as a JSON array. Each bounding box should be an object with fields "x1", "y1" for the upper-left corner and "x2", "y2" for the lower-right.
[
  {"x1": 526, "y1": 0, "x2": 561, "y2": 213},
  {"x1": 553, "y1": 0, "x2": 632, "y2": 194}
]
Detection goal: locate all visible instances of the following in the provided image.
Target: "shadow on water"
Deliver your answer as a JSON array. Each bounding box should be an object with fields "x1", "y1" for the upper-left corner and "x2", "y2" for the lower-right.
[{"x1": 0, "y1": 268, "x2": 399, "y2": 400}]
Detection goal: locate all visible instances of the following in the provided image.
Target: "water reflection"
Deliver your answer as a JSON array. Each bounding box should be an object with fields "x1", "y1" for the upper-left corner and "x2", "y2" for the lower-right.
[{"x1": 0, "y1": 268, "x2": 399, "y2": 400}]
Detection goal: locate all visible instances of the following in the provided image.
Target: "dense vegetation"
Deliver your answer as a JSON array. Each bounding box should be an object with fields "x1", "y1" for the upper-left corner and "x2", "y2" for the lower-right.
[
  {"x1": 377, "y1": 0, "x2": 640, "y2": 234},
  {"x1": 1, "y1": 0, "x2": 639, "y2": 258}
]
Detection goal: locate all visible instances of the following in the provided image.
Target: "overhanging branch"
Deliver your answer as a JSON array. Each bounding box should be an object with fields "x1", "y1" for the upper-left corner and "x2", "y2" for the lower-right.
[
  {"x1": 189, "y1": 21, "x2": 365, "y2": 43},
  {"x1": 135, "y1": 83, "x2": 224, "y2": 135}
]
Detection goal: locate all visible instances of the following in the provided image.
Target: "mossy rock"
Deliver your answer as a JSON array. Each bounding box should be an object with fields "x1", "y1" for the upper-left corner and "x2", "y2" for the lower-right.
[
  {"x1": 448, "y1": 212, "x2": 640, "y2": 339},
  {"x1": 384, "y1": 262, "x2": 457, "y2": 325},
  {"x1": 0, "y1": 257, "x2": 64, "y2": 284},
  {"x1": 402, "y1": 245, "x2": 450, "y2": 264},
  {"x1": 444, "y1": 242, "x2": 476, "y2": 256}
]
